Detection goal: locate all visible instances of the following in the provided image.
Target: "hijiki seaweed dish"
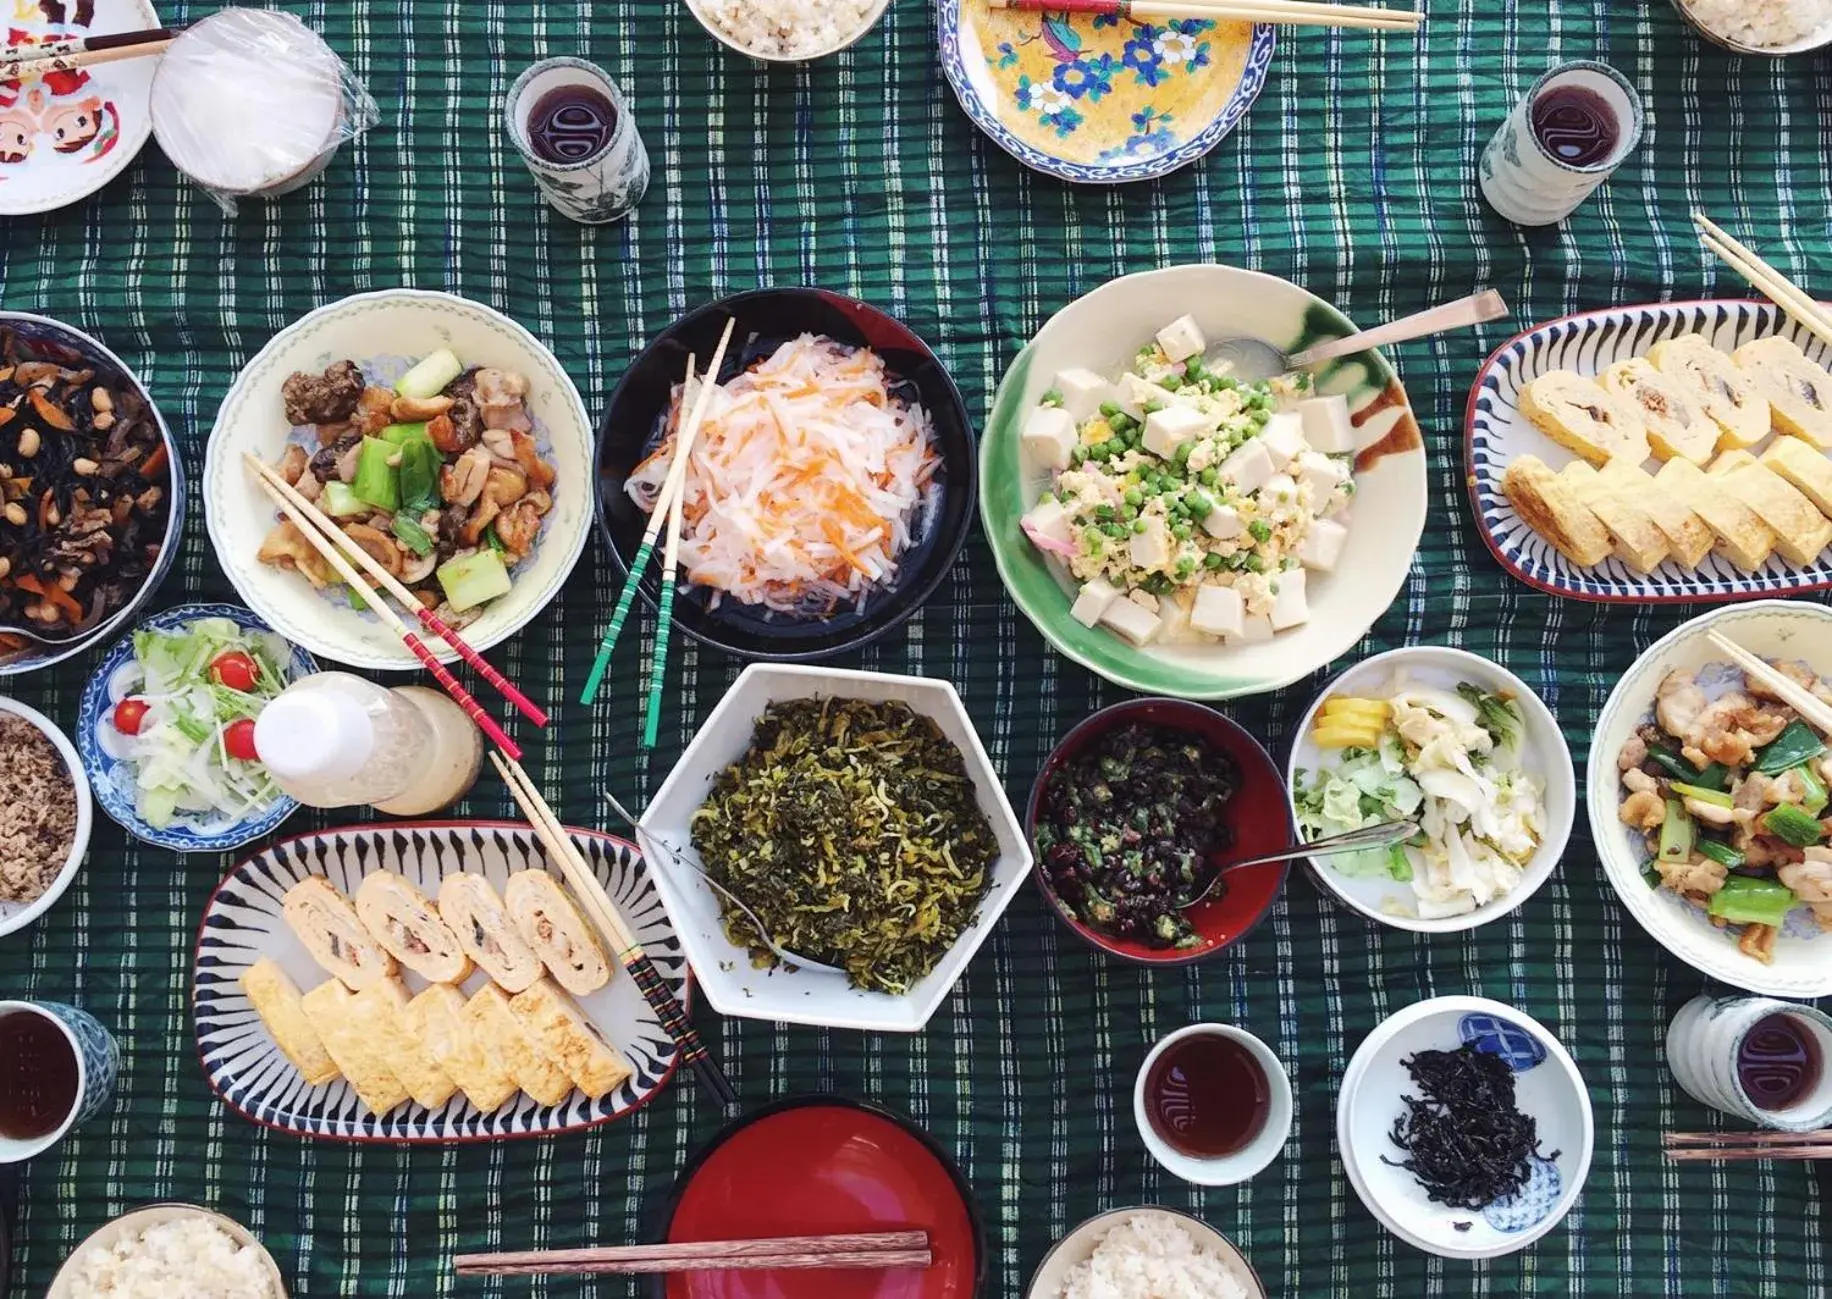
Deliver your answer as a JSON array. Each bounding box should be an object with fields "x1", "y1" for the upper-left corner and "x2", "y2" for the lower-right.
[{"x1": 689, "y1": 697, "x2": 997, "y2": 994}]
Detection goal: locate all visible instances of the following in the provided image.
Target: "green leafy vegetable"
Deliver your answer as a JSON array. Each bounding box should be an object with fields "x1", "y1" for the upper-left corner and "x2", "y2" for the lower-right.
[
  {"x1": 1456, "y1": 682, "x2": 1524, "y2": 750},
  {"x1": 1762, "y1": 803, "x2": 1824, "y2": 849},
  {"x1": 1708, "y1": 875, "x2": 1798, "y2": 928},
  {"x1": 1755, "y1": 720, "x2": 1826, "y2": 776},
  {"x1": 1658, "y1": 799, "x2": 1694, "y2": 863}
]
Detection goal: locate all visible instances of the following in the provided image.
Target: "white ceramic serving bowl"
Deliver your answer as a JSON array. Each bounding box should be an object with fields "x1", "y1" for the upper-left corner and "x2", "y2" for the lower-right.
[
  {"x1": 980, "y1": 263, "x2": 1429, "y2": 700},
  {"x1": 1588, "y1": 600, "x2": 1832, "y2": 999},
  {"x1": 1667, "y1": 0, "x2": 1832, "y2": 56},
  {"x1": 202, "y1": 289, "x2": 595, "y2": 670},
  {"x1": 1025, "y1": 1206, "x2": 1268, "y2": 1299},
  {"x1": 48, "y1": 1203, "x2": 287, "y2": 1298},
  {"x1": 639, "y1": 664, "x2": 1033, "y2": 1033},
  {"x1": 684, "y1": 0, "x2": 892, "y2": 63},
  {"x1": 1337, "y1": 995, "x2": 1593, "y2": 1261},
  {"x1": 1132, "y1": 1024, "x2": 1292, "y2": 1187},
  {"x1": 0, "y1": 697, "x2": 92, "y2": 939},
  {"x1": 1286, "y1": 645, "x2": 1575, "y2": 933}
]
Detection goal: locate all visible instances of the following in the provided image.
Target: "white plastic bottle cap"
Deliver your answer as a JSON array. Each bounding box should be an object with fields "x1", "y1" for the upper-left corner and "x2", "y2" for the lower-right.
[{"x1": 255, "y1": 685, "x2": 377, "y2": 782}]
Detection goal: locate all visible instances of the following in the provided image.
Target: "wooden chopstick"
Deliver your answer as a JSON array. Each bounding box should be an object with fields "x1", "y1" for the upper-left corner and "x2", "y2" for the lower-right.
[
  {"x1": 1664, "y1": 1131, "x2": 1832, "y2": 1162},
  {"x1": 243, "y1": 455, "x2": 548, "y2": 728},
  {"x1": 0, "y1": 25, "x2": 181, "y2": 70},
  {"x1": 581, "y1": 321, "x2": 737, "y2": 707},
  {"x1": 1705, "y1": 629, "x2": 1832, "y2": 738},
  {"x1": 1695, "y1": 214, "x2": 1832, "y2": 352},
  {"x1": 988, "y1": 0, "x2": 1422, "y2": 29},
  {"x1": 3, "y1": 38, "x2": 175, "y2": 82},
  {"x1": 490, "y1": 752, "x2": 737, "y2": 1108},
  {"x1": 456, "y1": 1231, "x2": 931, "y2": 1277},
  {"x1": 248, "y1": 473, "x2": 524, "y2": 761}
]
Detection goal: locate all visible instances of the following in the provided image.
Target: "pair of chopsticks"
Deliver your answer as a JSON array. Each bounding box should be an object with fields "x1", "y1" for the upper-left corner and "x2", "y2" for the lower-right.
[
  {"x1": 492, "y1": 752, "x2": 737, "y2": 1108},
  {"x1": 1666, "y1": 1131, "x2": 1832, "y2": 1162},
  {"x1": 988, "y1": 0, "x2": 1422, "y2": 30},
  {"x1": 579, "y1": 319, "x2": 738, "y2": 754},
  {"x1": 1, "y1": 27, "x2": 181, "y2": 82},
  {"x1": 242, "y1": 455, "x2": 547, "y2": 761},
  {"x1": 1696, "y1": 214, "x2": 1832, "y2": 353},
  {"x1": 455, "y1": 1231, "x2": 931, "y2": 1277},
  {"x1": 1705, "y1": 629, "x2": 1832, "y2": 738}
]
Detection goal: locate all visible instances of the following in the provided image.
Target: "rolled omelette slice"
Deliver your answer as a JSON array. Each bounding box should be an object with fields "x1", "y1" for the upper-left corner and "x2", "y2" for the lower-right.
[
  {"x1": 241, "y1": 956, "x2": 339, "y2": 1086},
  {"x1": 503, "y1": 870, "x2": 613, "y2": 997},
  {"x1": 1646, "y1": 333, "x2": 1770, "y2": 451},
  {"x1": 438, "y1": 873, "x2": 543, "y2": 993},
  {"x1": 1733, "y1": 335, "x2": 1832, "y2": 448},
  {"x1": 404, "y1": 983, "x2": 518, "y2": 1113},
  {"x1": 1518, "y1": 370, "x2": 1650, "y2": 466},
  {"x1": 1599, "y1": 358, "x2": 1717, "y2": 464},
  {"x1": 353, "y1": 871, "x2": 473, "y2": 985},
  {"x1": 354, "y1": 976, "x2": 457, "y2": 1112},
  {"x1": 283, "y1": 876, "x2": 398, "y2": 991},
  {"x1": 299, "y1": 979, "x2": 409, "y2": 1115},
  {"x1": 463, "y1": 984, "x2": 572, "y2": 1108},
  {"x1": 1708, "y1": 449, "x2": 1832, "y2": 567},
  {"x1": 509, "y1": 977, "x2": 635, "y2": 1101}
]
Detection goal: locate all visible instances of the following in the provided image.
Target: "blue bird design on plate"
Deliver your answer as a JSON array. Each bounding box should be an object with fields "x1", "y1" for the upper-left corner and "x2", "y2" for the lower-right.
[{"x1": 1042, "y1": 15, "x2": 1082, "y2": 61}]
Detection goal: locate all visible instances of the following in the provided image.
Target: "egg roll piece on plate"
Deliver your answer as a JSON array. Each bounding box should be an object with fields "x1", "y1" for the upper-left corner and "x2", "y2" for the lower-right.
[
  {"x1": 1519, "y1": 370, "x2": 1650, "y2": 466},
  {"x1": 299, "y1": 980, "x2": 410, "y2": 1115},
  {"x1": 1734, "y1": 336, "x2": 1832, "y2": 448},
  {"x1": 438, "y1": 873, "x2": 543, "y2": 993},
  {"x1": 283, "y1": 877, "x2": 398, "y2": 991},
  {"x1": 241, "y1": 957, "x2": 339, "y2": 1087},
  {"x1": 504, "y1": 870, "x2": 613, "y2": 997},
  {"x1": 404, "y1": 983, "x2": 519, "y2": 1113},
  {"x1": 354, "y1": 871, "x2": 474, "y2": 984},
  {"x1": 1600, "y1": 358, "x2": 1717, "y2": 465},
  {"x1": 1647, "y1": 333, "x2": 1769, "y2": 451},
  {"x1": 355, "y1": 976, "x2": 458, "y2": 1111},
  {"x1": 509, "y1": 977, "x2": 635, "y2": 1101},
  {"x1": 463, "y1": 984, "x2": 573, "y2": 1107}
]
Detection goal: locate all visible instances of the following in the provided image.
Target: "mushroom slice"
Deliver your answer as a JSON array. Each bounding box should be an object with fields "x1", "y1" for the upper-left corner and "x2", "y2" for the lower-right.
[{"x1": 341, "y1": 523, "x2": 404, "y2": 577}]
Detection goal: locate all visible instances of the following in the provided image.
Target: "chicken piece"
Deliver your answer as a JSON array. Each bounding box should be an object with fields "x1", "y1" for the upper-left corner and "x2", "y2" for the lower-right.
[
  {"x1": 355, "y1": 386, "x2": 396, "y2": 437},
  {"x1": 480, "y1": 426, "x2": 556, "y2": 491},
  {"x1": 1623, "y1": 768, "x2": 1659, "y2": 796},
  {"x1": 257, "y1": 521, "x2": 334, "y2": 587},
  {"x1": 1733, "y1": 772, "x2": 1774, "y2": 813},
  {"x1": 295, "y1": 472, "x2": 324, "y2": 504},
  {"x1": 474, "y1": 369, "x2": 532, "y2": 433},
  {"x1": 1619, "y1": 790, "x2": 1665, "y2": 831},
  {"x1": 426, "y1": 412, "x2": 476, "y2": 456},
  {"x1": 276, "y1": 444, "x2": 309, "y2": 486},
  {"x1": 482, "y1": 465, "x2": 528, "y2": 508},
  {"x1": 523, "y1": 488, "x2": 552, "y2": 516},
  {"x1": 341, "y1": 523, "x2": 403, "y2": 577},
  {"x1": 1618, "y1": 733, "x2": 1649, "y2": 773},
  {"x1": 433, "y1": 599, "x2": 481, "y2": 631},
  {"x1": 315, "y1": 419, "x2": 354, "y2": 448},
  {"x1": 460, "y1": 495, "x2": 501, "y2": 546},
  {"x1": 1656, "y1": 855, "x2": 1727, "y2": 900},
  {"x1": 1657, "y1": 670, "x2": 1707, "y2": 742},
  {"x1": 1768, "y1": 768, "x2": 1818, "y2": 808},
  {"x1": 1658, "y1": 668, "x2": 1793, "y2": 767},
  {"x1": 390, "y1": 394, "x2": 453, "y2": 423},
  {"x1": 440, "y1": 447, "x2": 492, "y2": 508},
  {"x1": 1738, "y1": 923, "x2": 1778, "y2": 965},
  {"x1": 1782, "y1": 851, "x2": 1832, "y2": 930},
  {"x1": 493, "y1": 499, "x2": 543, "y2": 561},
  {"x1": 281, "y1": 360, "x2": 364, "y2": 426},
  {"x1": 1683, "y1": 796, "x2": 1736, "y2": 827}
]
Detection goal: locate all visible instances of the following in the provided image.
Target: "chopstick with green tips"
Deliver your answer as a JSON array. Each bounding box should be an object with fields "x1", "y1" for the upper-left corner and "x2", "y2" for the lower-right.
[{"x1": 580, "y1": 320, "x2": 735, "y2": 708}]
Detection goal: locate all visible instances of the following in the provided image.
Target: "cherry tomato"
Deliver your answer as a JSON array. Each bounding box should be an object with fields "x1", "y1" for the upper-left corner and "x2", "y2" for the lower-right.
[
  {"x1": 209, "y1": 650, "x2": 260, "y2": 692},
  {"x1": 224, "y1": 718, "x2": 260, "y2": 763},
  {"x1": 112, "y1": 698, "x2": 150, "y2": 735}
]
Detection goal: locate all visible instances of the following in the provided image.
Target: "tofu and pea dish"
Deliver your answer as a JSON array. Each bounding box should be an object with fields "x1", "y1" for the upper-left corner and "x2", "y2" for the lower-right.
[{"x1": 1018, "y1": 315, "x2": 1359, "y2": 648}]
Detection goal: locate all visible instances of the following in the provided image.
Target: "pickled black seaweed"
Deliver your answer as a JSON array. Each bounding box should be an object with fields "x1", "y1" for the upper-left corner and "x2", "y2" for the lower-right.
[{"x1": 1380, "y1": 1043, "x2": 1556, "y2": 1210}]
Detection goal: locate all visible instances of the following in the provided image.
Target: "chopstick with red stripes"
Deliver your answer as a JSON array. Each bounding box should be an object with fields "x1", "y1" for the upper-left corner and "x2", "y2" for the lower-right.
[{"x1": 244, "y1": 453, "x2": 548, "y2": 728}]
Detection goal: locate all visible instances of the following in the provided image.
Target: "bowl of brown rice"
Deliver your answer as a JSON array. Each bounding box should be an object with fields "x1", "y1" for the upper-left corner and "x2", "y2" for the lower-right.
[
  {"x1": 684, "y1": 0, "x2": 893, "y2": 62},
  {"x1": 1026, "y1": 1207, "x2": 1267, "y2": 1299},
  {"x1": 49, "y1": 1203, "x2": 285, "y2": 1299},
  {"x1": 1669, "y1": 0, "x2": 1832, "y2": 55},
  {"x1": 0, "y1": 696, "x2": 89, "y2": 939}
]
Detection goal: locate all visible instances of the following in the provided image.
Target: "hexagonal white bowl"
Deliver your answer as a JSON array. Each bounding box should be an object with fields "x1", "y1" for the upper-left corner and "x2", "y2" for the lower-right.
[{"x1": 639, "y1": 664, "x2": 1033, "y2": 1033}]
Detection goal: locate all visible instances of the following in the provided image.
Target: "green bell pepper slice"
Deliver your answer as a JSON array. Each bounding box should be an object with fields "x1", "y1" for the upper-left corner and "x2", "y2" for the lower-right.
[{"x1": 1755, "y1": 720, "x2": 1827, "y2": 776}]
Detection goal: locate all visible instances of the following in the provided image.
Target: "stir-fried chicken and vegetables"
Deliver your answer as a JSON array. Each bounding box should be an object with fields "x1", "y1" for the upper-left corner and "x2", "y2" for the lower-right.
[
  {"x1": 257, "y1": 350, "x2": 556, "y2": 622},
  {"x1": 1619, "y1": 660, "x2": 1832, "y2": 965}
]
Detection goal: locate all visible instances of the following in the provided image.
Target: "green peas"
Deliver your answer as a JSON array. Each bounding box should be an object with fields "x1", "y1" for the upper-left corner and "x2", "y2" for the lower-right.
[
  {"x1": 1174, "y1": 440, "x2": 1196, "y2": 465},
  {"x1": 1245, "y1": 553, "x2": 1266, "y2": 573},
  {"x1": 1172, "y1": 522, "x2": 1193, "y2": 541},
  {"x1": 1176, "y1": 556, "x2": 1197, "y2": 577},
  {"x1": 1184, "y1": 357, "x2": 1205, "y2": 381},
  {"x1": 1108, "y1": 413, "x2": 1137, "y2": 434},
  {"x1": 1070, "y1": 446, "x2": 1087, "y2": 466},
  {"x1": 1160, "y1": 373, "x2": 1183, "y2": 391},
  {"x1": 1120, "y1": 502, "x2": 1138, "y2": 521},
  {"x1": 1100, "y1": 400, "x2": 1124, "y2": 419},
  {"x1": 1123, "y1": 487, "x2": 1143, "y2": 507},
  {"x1": 1205, "y1": 551, "x2": 1225, "y2": 571},
  {"x1": 1132, "y1": 518, "x2": 1148, "y2": 534},
  {"x1": 1143, "y1": 400, "x2": 1165, "y2": 414},
  {"x1": 1248, "y1": 519, "x2": 1273, "y2": 543},
  {"x1": 1043, "y1": 388, "x2": 1064, "y2": 406},
  {"x1": 1103, "y1": 522, "x2": 1129, "y2": 540},
  {"x1": 1199, "y1": 467, "x2": 1219, "y2": 487}
]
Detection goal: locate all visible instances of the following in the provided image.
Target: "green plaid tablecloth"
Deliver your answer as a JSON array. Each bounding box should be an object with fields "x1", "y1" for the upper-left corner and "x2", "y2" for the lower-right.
[{"x1": 2, "y1": 0, "x2": 1828, "y2": 1293}]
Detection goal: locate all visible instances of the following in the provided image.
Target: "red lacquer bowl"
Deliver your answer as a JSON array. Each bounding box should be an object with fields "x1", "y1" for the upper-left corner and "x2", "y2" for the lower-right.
[
  {"x1": 1026, "y1": 697, "x2": 1293, "y2": 966},
  {"x1": 655, "y1": 1096, "x2": 986, "y2": 1299}
]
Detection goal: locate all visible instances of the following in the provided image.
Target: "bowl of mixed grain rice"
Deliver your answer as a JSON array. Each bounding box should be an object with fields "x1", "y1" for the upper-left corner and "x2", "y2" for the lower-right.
[
  {"x1": 0, "y1": 696, "x2": 90, "y2": 939},
  {"x1": 1670, "y1": 0, "x2": 1832, "y2": 54},
  {"x1": 1026, "y1": 1207, "x2": 1267, "y2": 1299},
  {"x1": 49, "y1": 1204, "x2": 285, "y2": 1299},
  {"x1": 684, "y1": 0, "x2": 893, "y2": 61}
]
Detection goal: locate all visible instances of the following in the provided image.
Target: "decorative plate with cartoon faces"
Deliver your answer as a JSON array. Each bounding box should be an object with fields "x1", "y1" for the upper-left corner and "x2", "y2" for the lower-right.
[{"x1": 0, "y1": 0, "x2": 158, "y2": 216}]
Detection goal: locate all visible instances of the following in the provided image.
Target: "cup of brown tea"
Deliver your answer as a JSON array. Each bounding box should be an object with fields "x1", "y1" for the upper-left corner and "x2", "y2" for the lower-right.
[
  {"x1": 1133, "y1": 1022, "x2": 1292, "y2": 1186},
  {"x1": 505, "y1": 57, "x2": 651, "y2": 226},
  {"x1": 0, "y1": 1001, "x2": 119, "y2": 1163}
]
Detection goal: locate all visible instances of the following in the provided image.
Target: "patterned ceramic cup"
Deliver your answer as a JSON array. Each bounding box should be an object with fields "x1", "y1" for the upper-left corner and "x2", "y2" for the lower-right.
[
  {"x1": 505, "y1": 58, "x2": 650, "y2": 225},
  {"x1": 1666, "y1": 994, "x2": 1832, "y2": 1131},
  {"x1": 1478, "y1": 60, "x2": 1644, "y2": 227},
  {"x1": 0, "y1": 1000, "x2": 119, "y2": 1163}
]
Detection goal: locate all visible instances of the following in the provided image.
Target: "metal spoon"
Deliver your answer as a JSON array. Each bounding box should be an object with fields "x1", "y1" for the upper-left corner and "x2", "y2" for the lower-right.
[
  {"x1": 602, "y1": 791, "x2": 848, "y2": 976},
  {"x1": 1210, "y1": 290, "x2": 1509, "y2": 382},
  {"x1": 1176, "y1": 819, "x2": 1421, "y2": 909}
]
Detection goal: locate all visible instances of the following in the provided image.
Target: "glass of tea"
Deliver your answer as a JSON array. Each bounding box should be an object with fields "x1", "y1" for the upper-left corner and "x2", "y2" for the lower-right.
[
  {"x1": 1478, "y1": 60, "x2": 1645, "y2": 227},
  {"x1": 1133, "y1": 1023, "x2": 1292, "y2": 1186},
  {"x1": 1667, "y1": 994, "x2": 1832, "y2": 1131},
  {"x1": 505, "y1": 57, "x2": 651, "y2": 226},
  {"x1": 0, "y1": 1000, "x2": 119, "y2": 1163}
]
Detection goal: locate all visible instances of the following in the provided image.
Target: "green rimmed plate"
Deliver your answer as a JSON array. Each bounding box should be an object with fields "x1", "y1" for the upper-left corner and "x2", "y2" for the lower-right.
[{"x1": 980, "y1": 264, "x2": 1428, "y2": 700}]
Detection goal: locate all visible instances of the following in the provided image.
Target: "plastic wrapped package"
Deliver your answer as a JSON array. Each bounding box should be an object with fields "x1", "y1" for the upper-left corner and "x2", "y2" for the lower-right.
[{"x1": 149, "y1": 8, "x2": 378, "y2": 213}]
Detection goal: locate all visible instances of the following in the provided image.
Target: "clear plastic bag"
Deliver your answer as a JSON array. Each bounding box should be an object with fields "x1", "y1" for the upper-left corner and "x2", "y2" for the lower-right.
[{"x1": 149, "y1": 8, "x2": 379, "y2": 214}]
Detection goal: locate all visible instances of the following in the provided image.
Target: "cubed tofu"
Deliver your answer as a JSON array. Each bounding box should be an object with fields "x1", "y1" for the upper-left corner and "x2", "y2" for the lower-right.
[
  {"x1": 1022, "y1": 405, "x2": 1078, "y2": 471},
  {"x1": 1261, "y1": 473, "x2": 1300, "y2": 510},
  {"x1": 1297, "y1": 517, "x2": 1349, "y2": 572},
  {"x1": 1021, "y1": 498, "x2": 1073, "y2": 548},
  {"x1": 1053, "y1": 368, "x2": 1113, "y2": 425},
  {"x1": 1269, "y1": 570, "x2": 1310, "y2": 631},
  {"x1": 1295, "y1": 450, "x2": 1346, "y2": 498},
  {"x1": 1227, "y1": 615, "x2": 1276, "y2": 645},
  {"x1": 1100, "y1": 597, "x2": 1162, "y2": 646},
  {"x1": 1142, "y1": 404, "x2": 1211, "y2": 460},
  {"x1": 1156, "y1": 315, "x2": 1206, "y2": 364},
  {"x1": 1069, "y1": 578, "x2": 1121, "y2": 628},
  {"x1": 1220, "y1": 440, "x2": 1275, "y2": 496},
  {"x1": 1190, "y1": 585, "x2": 1246, "y2": 639},
  {"x1": 1259, "y1": 412, "x2": 1307, "y2": 470},
  {"x1": 1298, "y1": 395, "x2": 1356, "y2": 454},
  {"x1": 1202, "y1": 504, "x2": 1244, "y2": 541},
  {"x1": 1130, "y1": 519, "x2": 1171, "y2": 570},
  {"x1": 1157, "y1": 594, "x2": 1191, "y2": 643},
  {"x1": 1118, "y1": 373, "x2": 1177, "y2": 421}
]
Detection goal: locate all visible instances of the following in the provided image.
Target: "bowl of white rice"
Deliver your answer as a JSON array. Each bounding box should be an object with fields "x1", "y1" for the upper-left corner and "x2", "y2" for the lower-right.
[
  {"x1": 685, "y1": 0, "x2": 894, "y2": 62},
  {"x1": 1671, "y1": 0, "x2": 1832, "y2": 55},
  {"x1": 1026, "y1": 1207, "x2": 1267, "y2": 1299},
  {"x1": 48, "y1": 1204, "x2": 285, "y2": 1299}
]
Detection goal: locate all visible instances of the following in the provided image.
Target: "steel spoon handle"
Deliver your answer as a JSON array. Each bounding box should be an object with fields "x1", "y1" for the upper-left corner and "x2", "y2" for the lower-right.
[
  {"x1": 1231, "y1": 819, "x2": 1420, "y2": 872},
  {"x1": 1287, "y1": 291, "x2": 1507, "y2": 368}
]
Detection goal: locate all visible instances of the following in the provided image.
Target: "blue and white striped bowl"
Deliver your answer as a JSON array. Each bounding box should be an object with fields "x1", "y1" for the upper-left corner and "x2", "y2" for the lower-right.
[{"x1": 1465, "y1": 299, "x2": 1832, "y2": 604}]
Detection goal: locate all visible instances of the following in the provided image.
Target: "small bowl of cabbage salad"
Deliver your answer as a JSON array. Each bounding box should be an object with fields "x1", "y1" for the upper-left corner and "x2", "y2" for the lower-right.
[
  {"x1": 1017, "y1": 313, "x2": 1360, "y2": 650},
  {"x1": 1286, "y1": 646, "x2": 1575, "y2": 933},
  {"x1": 76, "y1": 603, "x2": 316, "y2": 853}
]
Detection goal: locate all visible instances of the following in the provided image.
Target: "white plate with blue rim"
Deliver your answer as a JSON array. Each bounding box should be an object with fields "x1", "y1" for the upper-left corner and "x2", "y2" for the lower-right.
[
  {"x1": 76, "y1": 602, "x2": 315, "y2": 854},
  {"x1": 1337, "y1": 995, "x2": 1593, "y2": 1261},
  {"x1": 937, "y1": 0, "x2": 1274, "y2": 183}
]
